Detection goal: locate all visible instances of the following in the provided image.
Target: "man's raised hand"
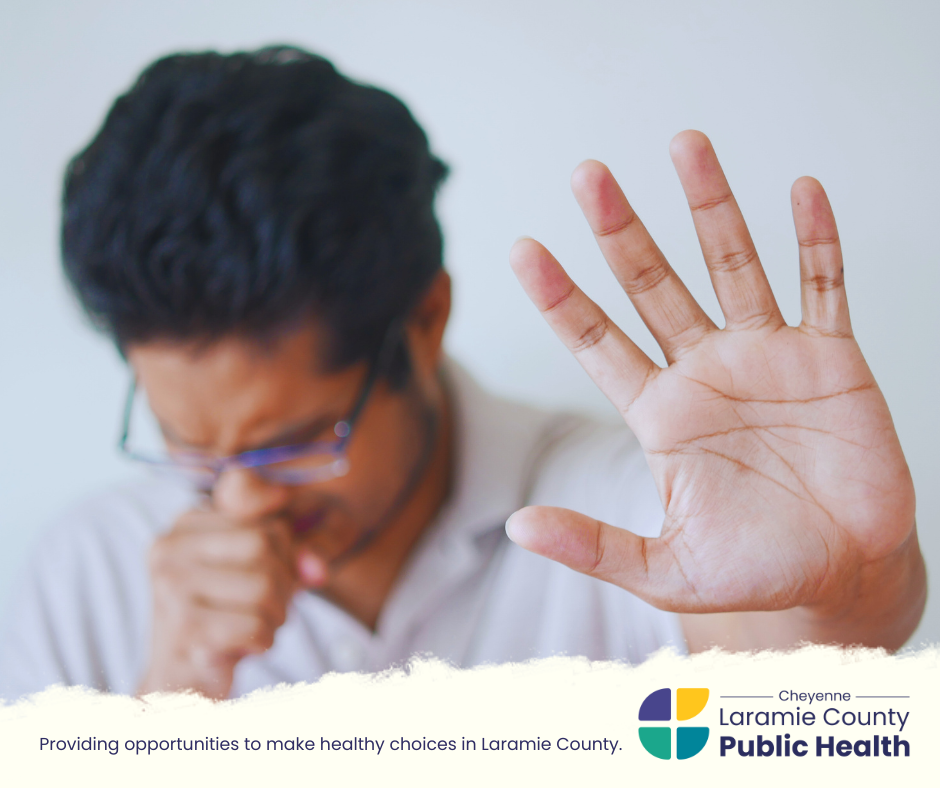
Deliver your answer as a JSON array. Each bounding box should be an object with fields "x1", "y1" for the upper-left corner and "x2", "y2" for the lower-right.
[{"x1": 507, "y1": 131, "x2": 923, "y2": 649}]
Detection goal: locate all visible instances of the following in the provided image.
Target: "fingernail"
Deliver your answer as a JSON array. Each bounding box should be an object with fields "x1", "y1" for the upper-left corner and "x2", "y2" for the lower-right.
[{"x1": 505, "y1": 511, "x2": 524, "y2": 544}]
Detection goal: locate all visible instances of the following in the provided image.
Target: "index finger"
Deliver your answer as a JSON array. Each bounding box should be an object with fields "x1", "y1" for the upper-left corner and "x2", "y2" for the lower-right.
[
  {"x1": 173, "y1": 509, "x2": 295, "y2": 568},
  {"x1": 510, "y1": 237, "x2": 659, "y2": 415}
]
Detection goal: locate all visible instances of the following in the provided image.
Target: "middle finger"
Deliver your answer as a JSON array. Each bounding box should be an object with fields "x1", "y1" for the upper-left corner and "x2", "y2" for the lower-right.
[
  {"x1": 669, "y1": 130, "x2": 784, "y2": 330},
  {"x1": 571, "y1": 159, "x2": 716, "y2": 362}
]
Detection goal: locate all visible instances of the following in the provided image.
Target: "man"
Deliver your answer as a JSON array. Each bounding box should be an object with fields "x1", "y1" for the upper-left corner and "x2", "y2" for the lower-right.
[{"x1": 0, "y1": 46, "x2": 925, "y2": 700}]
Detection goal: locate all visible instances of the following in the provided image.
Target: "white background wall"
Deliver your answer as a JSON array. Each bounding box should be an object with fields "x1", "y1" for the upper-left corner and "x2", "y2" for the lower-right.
[{"x1": 1, "y1": 0, "x2": 938, "y2": 646}]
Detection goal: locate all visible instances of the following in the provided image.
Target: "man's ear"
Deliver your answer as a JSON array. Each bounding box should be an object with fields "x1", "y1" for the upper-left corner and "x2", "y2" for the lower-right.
[{"x1": 404, "y1": 269, "x2": 451, "y2": 381}]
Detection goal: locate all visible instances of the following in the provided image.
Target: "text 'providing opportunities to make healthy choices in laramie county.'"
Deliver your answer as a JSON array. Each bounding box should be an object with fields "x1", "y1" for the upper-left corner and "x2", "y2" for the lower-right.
[{"x1": 37, "y1": 735, "x2": 622, "y2": 757}]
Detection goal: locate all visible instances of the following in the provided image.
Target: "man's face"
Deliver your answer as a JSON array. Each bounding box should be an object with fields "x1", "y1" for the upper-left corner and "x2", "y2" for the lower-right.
[{"x1": 127, "y1": 319, "x2": 442, "y2": 566}]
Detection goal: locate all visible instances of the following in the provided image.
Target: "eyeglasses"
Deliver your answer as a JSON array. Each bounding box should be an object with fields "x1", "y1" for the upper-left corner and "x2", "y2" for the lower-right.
[{"x1": 118, "y1": 324, "x2": 400, "y2": 491}]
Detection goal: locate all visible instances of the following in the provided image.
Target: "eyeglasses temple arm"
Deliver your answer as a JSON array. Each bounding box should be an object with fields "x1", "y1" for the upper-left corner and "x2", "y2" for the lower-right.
[
  {"x1": 118, "y1": 377, "x2": 138, "y2": 452},
  {"x1": 338, "y1": 318, "x2": 405, "y2": 435}
]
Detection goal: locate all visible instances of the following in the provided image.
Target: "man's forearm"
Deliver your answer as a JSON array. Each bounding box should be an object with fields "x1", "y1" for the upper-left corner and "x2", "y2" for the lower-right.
[{"x1": 681, "y1": 526, "x2": 927, "y2": 653}]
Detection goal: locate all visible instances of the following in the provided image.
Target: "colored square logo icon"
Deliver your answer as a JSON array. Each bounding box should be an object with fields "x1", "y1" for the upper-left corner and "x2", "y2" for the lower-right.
[{"x1": 638, "y1": 688, "x2": 710, "y2": 760}]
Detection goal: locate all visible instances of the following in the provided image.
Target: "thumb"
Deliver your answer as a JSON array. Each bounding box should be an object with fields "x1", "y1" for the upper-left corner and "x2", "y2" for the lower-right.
[
  {"x1": 296, "y1": 549, "x2": 330, "y2": 589},
  {"x1": 505, "y1": 505, "x2": 686, "y2": 610}
]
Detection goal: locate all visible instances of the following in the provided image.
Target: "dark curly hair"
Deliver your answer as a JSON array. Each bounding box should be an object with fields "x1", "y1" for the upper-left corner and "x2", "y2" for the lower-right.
[{"x1": 61, "y1": 45, "x2": 449, "y2": 383}]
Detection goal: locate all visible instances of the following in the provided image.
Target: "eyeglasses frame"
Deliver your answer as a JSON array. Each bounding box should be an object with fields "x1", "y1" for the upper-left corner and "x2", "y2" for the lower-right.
[{"x1": 117, "y1": 322, "x2": 402, "y2": 487}]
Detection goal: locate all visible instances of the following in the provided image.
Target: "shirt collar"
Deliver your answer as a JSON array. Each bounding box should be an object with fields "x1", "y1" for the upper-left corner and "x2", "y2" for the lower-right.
[{"x1": 433, "y1": 357, "x2": 563, "y2": 543}]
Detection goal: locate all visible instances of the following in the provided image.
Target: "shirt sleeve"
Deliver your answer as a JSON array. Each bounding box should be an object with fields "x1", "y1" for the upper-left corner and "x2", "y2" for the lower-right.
[{"x1": 0, "y1": 479, "x2": 191, "y2": 701}]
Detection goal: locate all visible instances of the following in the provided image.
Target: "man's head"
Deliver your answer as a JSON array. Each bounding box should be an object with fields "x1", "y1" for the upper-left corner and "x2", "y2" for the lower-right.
[
  {"x1": 63, "y1": 45, "x2": 448, "y2": 379},
  {"x1": 61, "y1": 46, "x2": 453, "y2": 572}
]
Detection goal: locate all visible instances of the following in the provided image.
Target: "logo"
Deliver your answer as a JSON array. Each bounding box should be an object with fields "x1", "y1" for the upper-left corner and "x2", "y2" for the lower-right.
[{"x1": 638, "y1": 688, "x2": 709, "y2": 760}]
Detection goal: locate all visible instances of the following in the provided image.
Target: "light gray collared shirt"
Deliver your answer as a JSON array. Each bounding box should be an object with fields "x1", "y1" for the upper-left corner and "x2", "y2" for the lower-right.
[{"x1": 0, "y1": 361, "x2": 685, "y2": 700}]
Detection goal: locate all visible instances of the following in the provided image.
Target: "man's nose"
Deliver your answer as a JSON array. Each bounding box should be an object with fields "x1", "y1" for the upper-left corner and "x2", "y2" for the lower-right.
[{"x1": 211, "y1": 468, "x2": 292, "y2": 519}]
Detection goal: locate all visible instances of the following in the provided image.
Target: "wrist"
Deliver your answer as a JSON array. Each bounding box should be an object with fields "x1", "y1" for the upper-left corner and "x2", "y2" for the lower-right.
[
  {"x1": 682, "y1": 524, "x2": 926, "y2": 654},
  {"x1": 795, "y1": 524, "x2": 926, "y2": 650}
]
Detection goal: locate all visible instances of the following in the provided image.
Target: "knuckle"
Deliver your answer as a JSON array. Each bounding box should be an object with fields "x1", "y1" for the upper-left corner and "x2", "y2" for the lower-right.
[
  {"x1": 804, "y1": 269, "x2": 844, "y2": 293},
  {"x1": 542, "y1": 283, "x2": 576, "y2": 314},
  {"x1": 241, "y1": 529, "x2": 270, "y2": 560},
  {"x1": 179, "y1": 611, "x2": 207, "y2": 643},
  {"x1": 798, "y1": 236, "x2": 839, "y2": 248},
  {"x1": 799, "y1": 324, "x2": 853, "y2": 340},
  {"x1": 151, "y1": 580, "x2": 188, "y2": 617},
  {"x1": 270, "y1": 603, "x2": 289, "y2": 629},
  {"x1": 710, "y1": 246, "x2": 759, "y2": 275},
  {"x1": 148, "y1": 539, "x2": 182, "y2": 578},
  {"x1": 195, "y1": 618, "x2": 226, "y2": 648},
  {"x1": 593, "y1": 212, "x2": 636, "y2": 238},
  {"x1": 252, "y1": 572, "x2": 278, "y2": 605},
  {"x1": 622, "y1": 260, "x2": 671, "y2": 297},
  {"x1": 688, "y1": 191, "x2": 734, "y2": 214},
  {"x1": 202, "y1": 619, "x2": 236, "y2": 652},
  {"x1": 257, "y1": 629, "x2": 276, "y2": 651},
  {"x1": 246, "y1": 617, "x2": 274, "y2": 649},
  {"x1": 729, "y1": 310, "x2": 782, "y2": 332},
  {"x1": 570, "y1": 316, "x2": 611, "y2": 354},
  {"x1": 173, "y1": 508, "x2": 211, "y2": 532},
  {"x1": 661, "y1": 319, "x2": 709, "y2": 358}
]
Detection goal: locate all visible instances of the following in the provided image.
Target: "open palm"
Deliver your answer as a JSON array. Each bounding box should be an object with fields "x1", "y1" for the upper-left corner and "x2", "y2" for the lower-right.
[{"x1": 508, "y1": 131, "x2": 915, "y2": 618}]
